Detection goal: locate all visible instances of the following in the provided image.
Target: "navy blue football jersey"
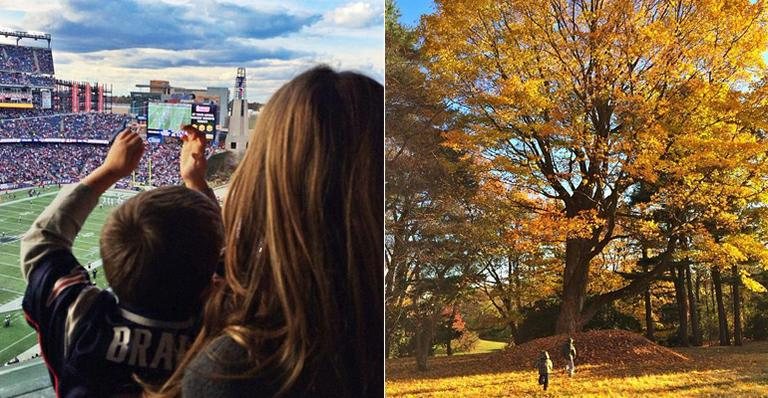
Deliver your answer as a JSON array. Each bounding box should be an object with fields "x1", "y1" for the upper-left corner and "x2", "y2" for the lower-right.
[{"x1": 23, "y1": 249, "x2": 200, "y2": 397}]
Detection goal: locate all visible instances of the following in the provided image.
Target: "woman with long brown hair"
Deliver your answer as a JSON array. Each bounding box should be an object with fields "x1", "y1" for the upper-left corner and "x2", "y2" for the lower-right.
[{"x1": 150, "y1": 66, "x2": 383, "y2": 397}]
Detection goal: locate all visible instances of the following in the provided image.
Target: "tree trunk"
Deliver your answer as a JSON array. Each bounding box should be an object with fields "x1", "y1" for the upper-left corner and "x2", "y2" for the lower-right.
[
  {"x1": 672, "y1": 265, "x2": 689, "y2": 346},
  {"x1": 415, "y1": 327, "x2": 429, "y2": 371},
  {"x1": 556, "y1": 238, "x2": 591, "y2": 334},
  {"x1": 710, "y1": 277, "x2": 717, "y2": 342},
  {"x1": 508, "y1": 320, "x2": 519, "y2": 345},
  {"x1": 446, "y1": 305, "x2": 456, "y2": 356},
  {"x1": 414, "y1": 311, "x2": 438, "y2": 371},
  {"x1": 642, "y1": 248, "x2": 655, "y2": 341},
  {"x1": 712, "y1": 266, "x2": 731, "y2": 346},
  {"x1": 644, "y1": 286, "x2": 655, "y2": 340},
  {"x1": 685, "y1": 263, "x2": 702, "y2": 346},
  {"x1": 732, "y1": 265, "x2": 742, "y2": 346},
  {"x1": 698, "y1": 270, "x2": 708, "y2": 342}
]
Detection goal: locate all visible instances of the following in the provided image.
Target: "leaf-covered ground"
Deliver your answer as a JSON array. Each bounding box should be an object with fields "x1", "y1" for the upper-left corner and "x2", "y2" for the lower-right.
[{"x1": 386, "y1": 331, "x2": 768, "y2": 397}]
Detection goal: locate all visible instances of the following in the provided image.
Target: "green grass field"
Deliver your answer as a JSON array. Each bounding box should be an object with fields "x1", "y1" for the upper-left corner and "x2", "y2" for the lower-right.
[
  {"x1": 433, "y1": 339, "x2": 508, "y2": 357},
  {"x1": 148, "y1": 103, "x2": 191, "y2": 131},
  {"x1": 0, "y1": 186, "x2": 133, "y2": 364}
]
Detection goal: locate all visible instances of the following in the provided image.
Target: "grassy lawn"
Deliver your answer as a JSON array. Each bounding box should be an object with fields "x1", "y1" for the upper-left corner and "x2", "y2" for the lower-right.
[
  {"x1": 433, "y1": 339, "x2": 508, "y2": 357},
  {"x1": 386, "y1": 341, "x2": 768, "y2": 397},
  {"x1": 474, "y1": 339, "x2": 507, "y2": 354},
  {"x1": 0, "y1": 186, "x2": 129, "y2": 364}
]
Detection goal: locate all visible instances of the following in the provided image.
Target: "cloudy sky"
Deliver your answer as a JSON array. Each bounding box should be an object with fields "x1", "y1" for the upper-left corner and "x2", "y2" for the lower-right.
[{"x1": 0, "y1": 0, "x2": 383, "y2": 102}]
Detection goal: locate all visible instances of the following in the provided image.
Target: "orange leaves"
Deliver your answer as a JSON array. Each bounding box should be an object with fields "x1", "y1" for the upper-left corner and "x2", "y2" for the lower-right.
[{"x1": 442, "y1": 129, "x2": 474, "y2": 152}]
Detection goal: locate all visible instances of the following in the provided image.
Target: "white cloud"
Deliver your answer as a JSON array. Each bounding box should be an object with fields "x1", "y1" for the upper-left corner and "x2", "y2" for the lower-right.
[
  {"x1": 321, "y1": 2, "x2": 382, "y2": 29},
  {"x1": 0, "y1": 1, "x2": 382, "y2": 103},
  {"x1": 0, "y1": 1, "x2": 62, "y2": 13}
]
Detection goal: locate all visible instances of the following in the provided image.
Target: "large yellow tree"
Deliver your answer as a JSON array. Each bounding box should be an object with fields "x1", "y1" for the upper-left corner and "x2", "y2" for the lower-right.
[{"x1": 422, "y1": 0, "x2": 768, "y2": 333}]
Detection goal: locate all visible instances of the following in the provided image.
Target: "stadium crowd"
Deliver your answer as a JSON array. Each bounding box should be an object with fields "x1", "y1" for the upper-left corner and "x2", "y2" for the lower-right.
[
  {"x1": 61, "y1": 113, "x2": 131, "y2": 139},
  {"x1": 0, "y1": 45, "x2": 54, "y2": 74},
  {"x1": 0, "y1": 141, "x2": 183, "y2": 189},
  {"x1": 115, "y1": 142, "x2": 182, "y2": 188},
  {"x1": 0, "y1": 115, "x2": 61, "y2": 139},
  {"x1": 0, "y1": 71, "x2": 54, "y2": 87},
  {"x1": 35, "y1": 49, "x2": 54, "y2": 74},
  {"x1": 0, "y1": 144, "x2": 107, "y2": 185},
  {"x1": 0, "y1": 112, "x2": 130, "y2": 139},
  {"x1": 0, "y1": 108, "x2": 58, "y2": 120}
]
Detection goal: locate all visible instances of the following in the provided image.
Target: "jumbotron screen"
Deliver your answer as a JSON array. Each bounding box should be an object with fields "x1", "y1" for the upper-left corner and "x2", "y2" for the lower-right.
[
  {"x1": 190, "y1": 103, "x2": 217, "y2": 140},
  {"x1": 147, "y1": 102, "x2": 191, "y2": 134}
]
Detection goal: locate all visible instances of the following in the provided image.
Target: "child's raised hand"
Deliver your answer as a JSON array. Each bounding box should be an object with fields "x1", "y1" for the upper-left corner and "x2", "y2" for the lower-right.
[
  {"x1": 103, "y1": 129, "x2": 144, "y2": 178},
  {"x1": 180, "y1": 125, "x2": 208, "y2": 191},
  {"x1": 82, "y1": 129, "x2": 144, "y2": 194}
]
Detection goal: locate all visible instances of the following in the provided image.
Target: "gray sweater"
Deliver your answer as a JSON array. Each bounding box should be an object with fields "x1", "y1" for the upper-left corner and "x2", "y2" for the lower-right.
[{"x1": 182, "y1": 335, "x2": 279, "y2": 397}]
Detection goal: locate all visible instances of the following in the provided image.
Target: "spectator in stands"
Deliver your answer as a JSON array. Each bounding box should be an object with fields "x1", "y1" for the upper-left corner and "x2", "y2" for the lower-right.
[
  {"x1": 151, "y1": 66, "x2": 383, "y2": 397},
  {"x1": 19, "y1": 128, "x2": 223, "y2": 396}
]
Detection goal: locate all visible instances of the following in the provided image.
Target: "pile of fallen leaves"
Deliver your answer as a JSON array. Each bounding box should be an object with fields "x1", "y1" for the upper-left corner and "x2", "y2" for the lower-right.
[{"x1": 501, "y1": 329, "x2": 690, "y2": 370}]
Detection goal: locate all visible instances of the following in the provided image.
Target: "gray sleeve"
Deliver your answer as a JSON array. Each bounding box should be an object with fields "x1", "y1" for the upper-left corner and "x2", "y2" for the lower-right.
[
  {"x1": 20, "y1": 183, "x2": 101, "y2": 279},
  {"x1": 200, "y1": 186, "x2": 218, "y2": 207},
  {"x1": 182, "y1": 336, "x2": 269, "y2": 397}
]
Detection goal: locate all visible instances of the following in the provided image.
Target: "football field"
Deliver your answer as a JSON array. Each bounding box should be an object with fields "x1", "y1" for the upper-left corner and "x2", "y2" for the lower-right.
[
  {"x1": 148, "y1": 103, "x2": 191, "y2": 132},
  {"x1": 0, "y1": 186, "x2": 133, "y2": 364}
]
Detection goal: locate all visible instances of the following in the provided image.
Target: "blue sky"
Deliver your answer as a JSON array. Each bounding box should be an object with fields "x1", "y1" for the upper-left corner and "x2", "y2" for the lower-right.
[
  {"x1": 0, "y1": 0, "x2": 383, "y2": 102},
  {"x1": 396, "y1": 0, "x2": 434, "y2": 26}
]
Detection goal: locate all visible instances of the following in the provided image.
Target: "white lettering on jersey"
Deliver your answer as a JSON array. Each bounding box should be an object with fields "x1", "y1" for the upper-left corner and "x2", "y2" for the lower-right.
[
  {"x1": 128, "y1": 328, "x2": 152, "y2": 367},
  {"x1": 150, "y1": 332, "x2": 175, "y2": 370},
  {"x1": 105, "y1": 326, "x2": 191, "y2": 370},
  {"x1": 105, "y1": 326, "x2": 131, "y2": 363}
]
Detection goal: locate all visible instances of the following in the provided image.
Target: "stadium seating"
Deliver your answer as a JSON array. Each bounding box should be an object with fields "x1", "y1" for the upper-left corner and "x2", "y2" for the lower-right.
[
  {"x1": 0, "y1": 141, "x2": 184, "y2": 189},
  {"x1": 0, "y1": 144, "x2": 107, "y2": 185},
  {"x1": 0, "y1": 71, "x2": 54, "y2": 87},
  {"x1": 61, "y1": 113, "x2": 131, "y2": 139},
  {"x1": 0, "y1": 112, "x2": 131, "y2": 139},
  {"x1": 35, "y1": 48, "x2": 54, "y2": 75},
  {"x1": 0, "y1": 45, "x2": 54, "y2": 75},
  {"x1": 0, "y1": 108, "x2": 59, "y2": 119},
  {"x1": 0, "y1": 115, "x2": 62, "y2": 139},
  {"x1": 0, "y1": 40, "x2": 187, "y2": 191}
]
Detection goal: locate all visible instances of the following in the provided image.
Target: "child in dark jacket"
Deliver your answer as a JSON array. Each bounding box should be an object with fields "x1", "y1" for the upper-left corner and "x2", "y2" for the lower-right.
[
  {"x1": 21, "y1": 127, "x2": 222, "y2": 397},
  {"x1": 536, "y1": 350, "x2": 553, "y2": 391}
]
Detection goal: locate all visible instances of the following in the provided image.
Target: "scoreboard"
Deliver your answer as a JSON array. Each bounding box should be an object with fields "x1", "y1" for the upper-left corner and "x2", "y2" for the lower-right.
[
  {"x1": 190, "y1": 103, "x2": 217, "y2": 140},
  {"x1": 146, "y1": 101, "x2": 217, "y2": 142}
]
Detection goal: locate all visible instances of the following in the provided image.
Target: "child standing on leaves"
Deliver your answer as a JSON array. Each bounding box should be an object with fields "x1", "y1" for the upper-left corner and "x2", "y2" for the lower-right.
[
  {"x1": 536, "y1": 350, "x2": 553, "y2": 391},
  {"x1": 562, "y1": 337, "x2": 577, "y2": 377}
]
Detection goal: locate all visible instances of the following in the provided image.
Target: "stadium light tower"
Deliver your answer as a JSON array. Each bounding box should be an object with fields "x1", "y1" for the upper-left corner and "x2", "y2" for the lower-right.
[{"x1": 225, "y1": 68, "x2": 249, "y2": 154}]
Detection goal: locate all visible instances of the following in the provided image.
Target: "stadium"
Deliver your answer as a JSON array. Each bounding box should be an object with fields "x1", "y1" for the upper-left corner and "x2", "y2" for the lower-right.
[{"x1": 0, "y1": 30, "x2": 239, "y2": 395}]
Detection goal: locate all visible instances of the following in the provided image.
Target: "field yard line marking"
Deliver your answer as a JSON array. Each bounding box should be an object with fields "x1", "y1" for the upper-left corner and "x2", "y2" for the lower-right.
[
  {"x1": 17, "y1": 342, "x2": 40, "y2": 361},
  {"x1": 0, "y1": 297, "x2": 22, "y2": 313},
  {"x1": 0, "y1": 287, "x2": 23, "y2": 295},
  {"x1": 0, "y1": 331, "x2": 36, "y2": 355},
  {"x1": 0, "y1": 357, "x2": 42, "y2": 376},
  {"x1": 0, "y1": 274, "x2": 24, "y2": 282},
  {"x1": 0, "y1": 191, "x2": 58, "y2": 207}
]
